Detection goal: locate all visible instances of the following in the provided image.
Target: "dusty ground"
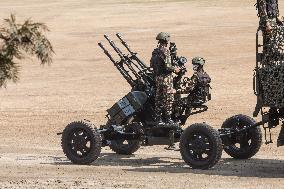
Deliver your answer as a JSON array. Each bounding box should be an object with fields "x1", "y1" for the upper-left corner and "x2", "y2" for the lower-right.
[{"x1": 0, "y1": 0, "x2": 284, "y2": 188}]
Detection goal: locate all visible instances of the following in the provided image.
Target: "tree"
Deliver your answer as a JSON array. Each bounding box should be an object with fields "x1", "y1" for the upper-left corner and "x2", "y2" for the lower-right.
[{"x1": 0, "y1": 14, "x2": 54, "y2": 88}]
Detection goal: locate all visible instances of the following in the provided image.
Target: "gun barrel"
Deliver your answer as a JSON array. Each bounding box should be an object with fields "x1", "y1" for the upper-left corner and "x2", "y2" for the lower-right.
[
  {"x1": 116, "y1": 33, "x2": 133, "y2": 54},
  {"x1": 98, "y1": 42, "x2": 135, "y2": 87},
  {"x1": 104, "y1": 34, "x2": 124, "y2": 56},
  {"x1": 100, "y1": 34, "x2": 154, "y2": 89},
  {"x1": 98, "y1": 42, "x2": 116, "y2": 63},
  {"x1": 104, "y1": 34, "x2": 144, "y2": 81}
]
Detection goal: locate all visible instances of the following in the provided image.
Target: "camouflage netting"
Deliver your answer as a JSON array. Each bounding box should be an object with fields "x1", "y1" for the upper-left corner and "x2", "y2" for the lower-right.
[{"x1": 259, "y1": 24, "x2": 284, "y2": 107}]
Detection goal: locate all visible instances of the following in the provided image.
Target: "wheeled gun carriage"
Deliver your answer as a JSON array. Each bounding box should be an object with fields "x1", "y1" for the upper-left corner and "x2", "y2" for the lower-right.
[
  {"x1": 59, "y1": 33, "x2": 224, "y2": 169},
  {"x1": 59, "y1": 30, "x2": 282, "y2": 169}
]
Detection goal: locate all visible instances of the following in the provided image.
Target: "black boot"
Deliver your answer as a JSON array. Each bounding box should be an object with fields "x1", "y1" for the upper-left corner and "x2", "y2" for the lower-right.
[
  {"x1": 165, "y1": 115, "x2": 175, "y2": 126},
  {"x1": 268, "y1": 108, "x2": 279, "y2": 128},
  {"x1": 277, "y1": 124, "x2": 284, "y2": 147},
  {"x1": 155, "y1": 115, "x2": 164, "y2": 125}
]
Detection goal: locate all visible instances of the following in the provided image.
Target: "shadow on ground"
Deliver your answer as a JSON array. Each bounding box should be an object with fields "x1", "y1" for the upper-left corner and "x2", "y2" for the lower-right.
[
  {"x1": 124, "y1": 158, "x2": 284, "y2": 178},
  {"x1": 49, "y1": 152, "x2": 284, "y2": 178}
]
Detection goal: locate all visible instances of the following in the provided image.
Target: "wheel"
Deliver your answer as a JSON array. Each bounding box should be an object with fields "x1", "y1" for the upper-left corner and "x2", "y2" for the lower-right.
[
  {"x1": 61, "y1": 120, "x2": 102, "y2": 164},
  {"x1": 110, "y1": 120, "x2": 143, "y2": 155},
  {"x1": 222, "y1": 114, "x2": 262, "y2": 159},
  {"x1": 180, "y1": 123, "x2": 222, "y2": 169}
]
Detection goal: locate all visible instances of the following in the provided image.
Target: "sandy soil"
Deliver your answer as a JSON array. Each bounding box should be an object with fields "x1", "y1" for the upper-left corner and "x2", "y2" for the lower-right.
[{"x1": 0, "y1": 0, "x2": 284, "y2": 188}]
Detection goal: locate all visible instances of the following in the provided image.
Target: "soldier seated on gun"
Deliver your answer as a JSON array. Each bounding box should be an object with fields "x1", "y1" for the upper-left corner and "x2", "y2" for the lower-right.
[
  {"x1": 150, "y1": 32, "x2": 180, "y2": 125},
  {"x1": 188, "y1": 57, "x2": 211, "y2": 101}
]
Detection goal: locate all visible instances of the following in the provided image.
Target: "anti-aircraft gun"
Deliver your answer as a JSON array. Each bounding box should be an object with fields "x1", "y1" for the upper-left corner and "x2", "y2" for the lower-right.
[{"x1": 59, "y1": 34, "x2": 223, "y2": 169}]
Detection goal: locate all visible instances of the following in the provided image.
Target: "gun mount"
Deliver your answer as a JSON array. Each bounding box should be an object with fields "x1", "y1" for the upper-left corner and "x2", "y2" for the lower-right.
[{"x1": 59, "y1": 33, "x2": 221, "y2": 170}]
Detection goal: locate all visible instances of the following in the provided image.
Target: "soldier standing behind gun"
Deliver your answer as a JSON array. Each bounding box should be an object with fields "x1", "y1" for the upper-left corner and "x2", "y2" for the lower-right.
[{"x1": 150, "y1": 32, "x2": 180, "y2": 125}]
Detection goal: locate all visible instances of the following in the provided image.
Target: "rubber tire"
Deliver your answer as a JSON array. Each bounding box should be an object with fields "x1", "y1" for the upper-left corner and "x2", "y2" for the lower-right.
[
  {"x1": 222, "y1": 114, "x2": 262, "y2": 159},
  {"x1": 110, "y1": 123, "x2": 142, "y2": 155},
  {"x1": 61, "y1": 121, "x2": 102, "y2": 164},
  {"x1": 180, "y1": 123, "x2": 223, "y2": 169}
]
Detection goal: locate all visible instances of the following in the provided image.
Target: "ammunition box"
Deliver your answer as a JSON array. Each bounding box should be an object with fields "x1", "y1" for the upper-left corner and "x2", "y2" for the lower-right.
[
  {"x1": 107, "y1": 97, "x2": 130, "y2": 117},
  {"x1": 112, "y1": 105, "x2": 135, "y2": 124},
  {"x1": 126, "y1": 91, "x2": 148, "y2": 111},
  {"x1": 107, "y1": 91, "x2": 148, "y2": 124}
]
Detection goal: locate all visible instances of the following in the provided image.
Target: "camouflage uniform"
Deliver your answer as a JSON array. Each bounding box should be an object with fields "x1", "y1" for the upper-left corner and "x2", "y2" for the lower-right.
[
  {"x1": 177, "y1": 74, "x2": 198, "y2": 94},
  {"x1": 257, "y1": 0, "x2": 280, "y2": 52},
  {"x1": 150, "y1": 45, "x2": 176, "y2": 121},
  {"x1": 257, "y1": 0, "x2": 279, "y2": 28}
]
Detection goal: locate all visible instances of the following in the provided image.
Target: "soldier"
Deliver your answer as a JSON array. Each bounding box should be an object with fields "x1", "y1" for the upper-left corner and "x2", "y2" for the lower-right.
[
  {"x1": 257, "y1": 0, "x2": 283, "y2": 54},
  {"x1": 257, "y1": 0, "x2": 282, "y2": 34},
  {"x1": 150, "y1": 32, "x2": 180, "y2": 125},
  {"x1": 190, "y1": 57, "x2": 211, "y2": 101},
  {"x1": 181, "y1": 57, "x2": 209, "y2": 91}
]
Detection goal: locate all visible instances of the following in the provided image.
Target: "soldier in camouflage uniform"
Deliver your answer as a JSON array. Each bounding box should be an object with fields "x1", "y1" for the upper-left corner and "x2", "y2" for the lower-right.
[
  {"x1": 257, "y1": 0, "x2": 282, "y2": 34},
  {"x1": 191, "y1": 57, "x2": 206, "y2": 87},
  {"x1": 257, "y1": 0, "x2": 283, "y2": 53},
  {"x1": 190, "y1": 57, "x2": 211, "y2": 103},
  {"x1": 257, "y1": 0, "x2": 284, "y2": 146},
  {"x1": 150, "y1": 32, "x2": 180, "y2": 125}
]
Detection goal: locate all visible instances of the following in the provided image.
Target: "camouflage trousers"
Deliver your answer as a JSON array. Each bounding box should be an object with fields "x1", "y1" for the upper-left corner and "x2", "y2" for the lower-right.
[{"x1": 155, "y1": 74, "x2": 175, "y2": 119}]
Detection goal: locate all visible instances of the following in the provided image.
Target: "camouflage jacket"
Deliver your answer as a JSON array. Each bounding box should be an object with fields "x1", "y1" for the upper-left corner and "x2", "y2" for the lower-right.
[
  {"x1": 257, "y1": 0, "x2": 279, "y2": 24},
  {"x1": 150, "y1": 45, "x2": 175, "y2": 77},
  {"x1": 188, "y1": 71, "x2": 211, "y2": 92}
]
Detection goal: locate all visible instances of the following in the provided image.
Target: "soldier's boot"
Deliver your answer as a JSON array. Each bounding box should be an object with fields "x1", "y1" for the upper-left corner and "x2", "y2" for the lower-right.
[
  {"x1": 268, "y1": 108, "x2": 279, "y2": 128},
  {"x1": 155, "y1": 114, "x2": 164, "y2": 126},
  {"x1": 277, "y1": 124, "x2": 284, "y2": 147},
  {"x1": 165, "y1": 130, "x2": 177, "y2": 150},
  {"x1": 164, "y1": 115, "x2": 175, "y2": 126}
]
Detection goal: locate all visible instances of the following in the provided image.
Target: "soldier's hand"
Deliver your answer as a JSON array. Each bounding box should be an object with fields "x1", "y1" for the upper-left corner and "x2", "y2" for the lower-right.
[
  {"x1": 174, "y1": 67, "x2": 180, "y2": 73},
  {"x1": 265, "y1": 22, "x2": 273, "y2": 33},
  {"x1": 277, "y1": 17, "x2": 284, "y2": 26}
]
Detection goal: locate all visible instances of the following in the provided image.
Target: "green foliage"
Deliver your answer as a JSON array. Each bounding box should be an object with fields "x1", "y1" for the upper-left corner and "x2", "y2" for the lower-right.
[{"x1": 0, "y1": 14, "x2": 54, "y2": 87}]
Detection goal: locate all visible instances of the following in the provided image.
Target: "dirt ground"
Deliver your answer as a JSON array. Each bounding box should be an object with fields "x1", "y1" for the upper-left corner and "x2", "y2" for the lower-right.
[{"x1": 0, "y1": 0, "x2": 284, "y2": 188}]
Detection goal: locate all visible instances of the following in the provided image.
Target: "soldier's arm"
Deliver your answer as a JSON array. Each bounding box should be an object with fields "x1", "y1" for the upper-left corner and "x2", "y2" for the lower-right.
[
  {"x1": 276, "y1": 0, "x2": 283, "y2": 24},
  {"x1": 162, "y1": 49, "x2": 180, "y2": 73},
  {"x1": 186, "y1": 75, "x2": 198, "y2": 92},
  {"x1": 258, "y1": 0, "x2": 269, "y2": 22},
  {"x1": 165, "y1": 55, "x2": 175, "y2": 72},
  {"x1": 150, "y1": 54, "x2": 154, "y2": 68},
  {"x1": 276, "y1": 0, "x2": 280, "y2": 17}
]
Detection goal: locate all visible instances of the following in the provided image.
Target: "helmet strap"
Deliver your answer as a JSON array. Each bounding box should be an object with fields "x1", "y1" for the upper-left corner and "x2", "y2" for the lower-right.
[{"x1": 193, "y1": 64, "x2": 203, "y2": 72}]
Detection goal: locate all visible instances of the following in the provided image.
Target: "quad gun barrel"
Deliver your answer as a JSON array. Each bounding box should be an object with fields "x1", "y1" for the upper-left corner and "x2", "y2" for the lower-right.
[
  {"x1": 98, "y1": 42, "x2": 135, "y2": 87},
  {"x1": 98, "y1": 34, "x2": 154, "y2": 91}
]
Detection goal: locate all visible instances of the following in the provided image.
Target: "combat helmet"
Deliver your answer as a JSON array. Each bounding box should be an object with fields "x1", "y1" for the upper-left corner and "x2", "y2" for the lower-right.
[
  {"x1": 192, "y1": 57, "x2": 205, "y2": 66},
  {"x1": 156, "y1": 32, "x2": 171, "y2": 42}
]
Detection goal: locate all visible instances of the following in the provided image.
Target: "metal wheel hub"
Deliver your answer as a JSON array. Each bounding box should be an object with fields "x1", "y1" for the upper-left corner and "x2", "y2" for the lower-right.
[
  {"x1": 192, "y1": 138, "x2": 207, "y2": 154},
  {"x1": 73, "y1": 136, "x2": 87, "y2": 149},
  {"x1": 69, "y1": 129, "x2": 91, "y2": 156}
]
